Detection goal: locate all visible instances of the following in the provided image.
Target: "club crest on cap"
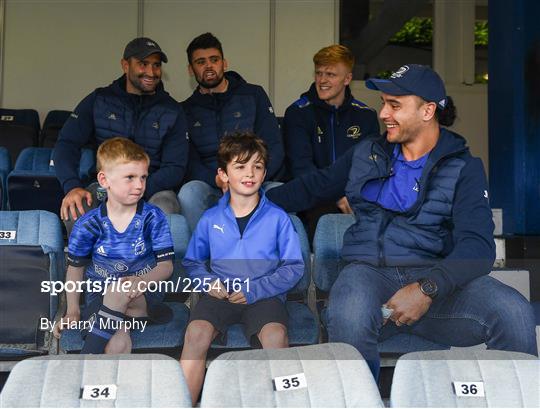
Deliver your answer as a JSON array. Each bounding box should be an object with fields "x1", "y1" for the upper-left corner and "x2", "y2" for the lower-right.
[{"x1": 391, "y1": 65, "x2": 410, "y2": 79}]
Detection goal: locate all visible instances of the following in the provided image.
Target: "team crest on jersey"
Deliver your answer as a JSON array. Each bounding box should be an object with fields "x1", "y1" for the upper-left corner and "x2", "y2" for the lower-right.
[
  {"x1": 114, "y1": 262, "x2": 129, "y2": 273},
  {"x1": 134, "y1": 240, "x2": 146, "y2": 255},
  {"x1": 347, "y1": 126, "x2": 361, "y2": 139}
]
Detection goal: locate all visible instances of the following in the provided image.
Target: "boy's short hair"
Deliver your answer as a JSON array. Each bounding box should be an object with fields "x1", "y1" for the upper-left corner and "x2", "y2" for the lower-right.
[
  {"x1": 313, "y1": 44, "x2": 355, "y2": 72},
  {"x1": 96, "y1": 137, "x2": 150, "y2": 172},
  {"x1": 217, "y1": 132, "x2": 268, "y2": 172},
  {"x1": 186, "y1": 32, "x2": 224, "y2": 65}
]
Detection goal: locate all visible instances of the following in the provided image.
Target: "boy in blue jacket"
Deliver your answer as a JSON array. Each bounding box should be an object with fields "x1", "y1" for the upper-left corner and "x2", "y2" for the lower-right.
[{"x1": 180, "y1": 132, "x2": 304, "y2": 405}]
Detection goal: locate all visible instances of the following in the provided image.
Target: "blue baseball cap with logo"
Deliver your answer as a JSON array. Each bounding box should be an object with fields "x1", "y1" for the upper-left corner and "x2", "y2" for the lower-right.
[
  {"x1": 365, "y1": 64, "x2": 447, "y2": 110},
  {"x1": 123, "y1": 37, "x2": 168, "y2": 63}
]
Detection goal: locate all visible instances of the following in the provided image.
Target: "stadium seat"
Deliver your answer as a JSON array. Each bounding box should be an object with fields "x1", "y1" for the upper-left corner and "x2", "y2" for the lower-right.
[
  {"x1": 390, "y1": 349, "x2": 539, "y2": 407},
  {"x1": 201, "y1": 343, "x2": 383, "y2": 407},
  {"x1": 0, "y1": 147, "x2": 11, "y2": 209},
  {"x1": 0, "y1": 210, "x2": 64, "y2": 358},
  {"x1": 0, "y1": 353, "x2": 191, "y2": 407},
  {"x1": 209, "y1": 214, "x2": 319, "y2": 349},
  {"x1": 0, "y1": 108, "x2": 40, "y2": 163},
  {"x1": 59, "y1": 214, "x2": 191, "y2": 353},
  {"x1": 7, "y1": 147, "x2": 94, "y2": 214},
  {"x1": 39, "y1": 110, "x2": 71, "y2": 148},
  {"x1": 312, "y1": 213, "x2": 532, "y2": 355}
]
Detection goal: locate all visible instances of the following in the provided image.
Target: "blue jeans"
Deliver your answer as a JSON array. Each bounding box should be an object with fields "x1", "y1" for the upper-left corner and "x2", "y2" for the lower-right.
[
  {"x1": 327, "y1": 263, "x2": 538, "y2": 378},
  {"x1": 178, "y1": 180, "x2": 282, "y2": 232}
]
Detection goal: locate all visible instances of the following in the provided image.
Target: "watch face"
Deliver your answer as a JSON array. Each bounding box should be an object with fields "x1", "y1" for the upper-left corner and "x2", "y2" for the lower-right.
[{"x1": 421, "y1": 279, "x2": 437, "y2": 295}]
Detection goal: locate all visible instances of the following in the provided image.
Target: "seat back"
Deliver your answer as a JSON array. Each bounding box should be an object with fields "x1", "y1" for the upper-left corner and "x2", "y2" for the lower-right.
[
  {"x1": 39, "y1": 110, "x2": 71, "y2": 148},
  {"x1": 0, "y1": 108, "x2": 40, "y2": 163},
  {"x1": 0, "y1": 354, "x2": 192, "y2": 407},
  {"x1": 289, "y1": 214, "x2": 311, "y2": 295},
  {"x1": 7, "y1": 147, "x2": 94, "y2": 214},
  {"x1": 0, "y1": 210, "x2": 64, "y2": 354},
  {"x1": 166, "y1": 214, "x2": 191, "y2": 292},
  {"x1": 391, "y1": 350, "x2": 539, "y2": 407},
  {"x1": 312, "y1": 213, "x2": 355, "y2": 292},
  {"x1": 0, "y1": 147, "x2": 11, "y2": 209},
  {"x1": 201, "y1": 343, "x2": 383, "y2": 407}
]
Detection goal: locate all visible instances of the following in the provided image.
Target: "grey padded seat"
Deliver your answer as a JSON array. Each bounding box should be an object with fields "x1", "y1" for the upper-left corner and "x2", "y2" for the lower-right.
[
  {"x1": 201, "y1": 343, "x2": 383, "y2": 407},
  {"x1": 391, "y1": 350, "x2": 539, "y2": 407},
  {"x1": 0, "y1": 354, "x2": 191, "y2": 408}
]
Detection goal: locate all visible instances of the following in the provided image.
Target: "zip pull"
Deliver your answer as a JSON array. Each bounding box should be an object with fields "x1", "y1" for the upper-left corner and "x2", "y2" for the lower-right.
[{"x1": 316, "y1": 126, "x2": 323, "y2": 143}]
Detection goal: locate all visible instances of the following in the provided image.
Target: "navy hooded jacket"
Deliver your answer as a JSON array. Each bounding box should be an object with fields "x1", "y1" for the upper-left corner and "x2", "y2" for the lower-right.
[
  {"x1": 267, "y1": 128, "x2": 495, "y2": 300},
  {"x1": 182, "y1": 71, "x2": 284, "y2": 187},
  {"x1": 284, "y1": 83, "x2": 379, "y2": 177},
  {"x1": 54, "y1": 75, "x2": 189, "y2": 199}
]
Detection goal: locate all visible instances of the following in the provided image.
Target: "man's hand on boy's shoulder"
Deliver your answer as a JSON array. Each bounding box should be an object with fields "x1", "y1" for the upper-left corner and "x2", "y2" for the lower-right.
[
  {"x1": 228, "y1": 291, "x2": 247, "y2": 304},
  {"x1": 60, "y1": 187, "x2": 93, "y2": 221},
  {"x1": 208, "y1": 279, "x2": 229, "y2": 299}
]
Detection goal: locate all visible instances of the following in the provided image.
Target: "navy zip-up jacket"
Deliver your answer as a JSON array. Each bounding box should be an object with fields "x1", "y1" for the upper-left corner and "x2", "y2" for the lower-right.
[
  {"x1": 54, "y1": 75, "x2": 189, "y2": 199},
  {"x1": 284, "y1": 83, "x2": 379, "y2": 177},
  {"x1": 183, "y1": 189, "x2": 304, "y2": 304},
  {"x1": 182, "y1": 71, "x2": 284, "y2": 186},
  {"x1": 267, "y1": 129, "x2": 495, "y2": 299}
]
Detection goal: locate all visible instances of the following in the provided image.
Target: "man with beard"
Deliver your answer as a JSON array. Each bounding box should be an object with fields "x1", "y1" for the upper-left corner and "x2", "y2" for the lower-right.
[
  {"x1": 178, "y1": 32, "x2": 283, "y2": 231},
  {"x1": 267, "y1": 64, "x2": 538, "y2": 379},
  {"x1": 54, "y1": 37, "x2": 188, "y2": 233},
  {"x1": 283, "y1": 44, "x2": 380, "y2": 240}
]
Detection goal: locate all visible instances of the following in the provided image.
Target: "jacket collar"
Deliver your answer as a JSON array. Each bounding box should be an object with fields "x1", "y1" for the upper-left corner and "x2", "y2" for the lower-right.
[
  {"x1": 186, "y1": 71, "x2": 247, "y2": 109},
  {"x1": 304, "y1": 82, "x2": 354, "y2": 112},
  {"x1": 373, "y1": 127, "x2": 469, "y2": 165}
]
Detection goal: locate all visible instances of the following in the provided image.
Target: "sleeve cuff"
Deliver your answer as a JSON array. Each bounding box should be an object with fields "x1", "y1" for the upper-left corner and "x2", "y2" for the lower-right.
[
  {"x1": 424, "y1": 267, "x2": 454, "y2": 299},
  {"x1": 63, "y1": 179, "x2": 84, "y2": 194},
  {"x1": 155, "y1": 247, "x2": 175, "y2": 262},
  {"x1": 66, "y1": 253, "x2": 91, "y2": 267}
]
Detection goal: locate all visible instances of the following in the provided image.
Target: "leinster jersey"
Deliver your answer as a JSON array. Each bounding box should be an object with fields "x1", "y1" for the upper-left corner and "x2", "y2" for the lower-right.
[{"x1": 67, "y1": 201, "x2": 174, "y2": 282}]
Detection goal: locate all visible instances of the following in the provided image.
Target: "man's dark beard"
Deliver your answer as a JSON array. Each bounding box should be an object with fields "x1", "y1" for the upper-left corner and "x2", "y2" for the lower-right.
[{"x1": 196, "y1": 72, "x2": 225, "y2": 90}]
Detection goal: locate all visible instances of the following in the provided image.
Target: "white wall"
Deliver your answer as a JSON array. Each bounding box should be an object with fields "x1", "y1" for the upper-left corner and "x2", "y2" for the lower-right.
[
  {"x1": 273, "y1": 0, "x2": 337, "y2": 115},
  {"x1": 1, "y1": 0, "x2": 488, "y2": 169},
  {"x1": 1, "y1": 0, "x2": 336, "y2": 121},
  {"x1": 2, "y1": 0, "x2": 138, "y2": 119}
]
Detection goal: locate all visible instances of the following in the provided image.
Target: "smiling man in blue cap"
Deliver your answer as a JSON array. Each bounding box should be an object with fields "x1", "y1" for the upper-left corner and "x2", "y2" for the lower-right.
[{"x1": 267, "y1": 64, "x2": 538, "y2": 378}]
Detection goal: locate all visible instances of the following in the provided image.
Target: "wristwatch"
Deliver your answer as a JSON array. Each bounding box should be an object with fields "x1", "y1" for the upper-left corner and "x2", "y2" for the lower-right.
[{"x1": 418, "y1": 278, "x2": 438, "y2": 299}]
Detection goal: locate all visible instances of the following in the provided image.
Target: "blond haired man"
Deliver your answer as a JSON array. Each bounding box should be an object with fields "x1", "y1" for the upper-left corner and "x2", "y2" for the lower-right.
[{"x1": 283, "y1": 45, "x2": 379, "y2": 238}]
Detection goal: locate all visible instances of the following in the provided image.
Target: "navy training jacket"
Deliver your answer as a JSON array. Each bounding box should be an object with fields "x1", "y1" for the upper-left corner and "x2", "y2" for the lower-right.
[
  {"x1": 54, "y1": 75, "x2": 189, "y2": 198},
  {"x1": 284, "y1": 83, "x2": 380, "y2": 177},
  {"x1": 182, "y1": 71, "x2": 284, "y2": 186},
  {"x1": 267, "y1": 128, "x2": 496, "y2": 299}
]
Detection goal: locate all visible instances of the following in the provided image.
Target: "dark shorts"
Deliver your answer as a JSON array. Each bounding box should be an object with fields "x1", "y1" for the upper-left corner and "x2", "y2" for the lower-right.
[
  {"x1": 189, "y1": 295, "x2": 288, "y2": 346},
  {"x1": 81, "y1": 293, "x2": 172, "y2": 338}
]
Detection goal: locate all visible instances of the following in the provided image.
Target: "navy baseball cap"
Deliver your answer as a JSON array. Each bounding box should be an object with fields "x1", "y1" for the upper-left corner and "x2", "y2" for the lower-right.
[
  {"x1": 123, "y1": 37, "x2": 168, "y2": 63},
  {"x1": 365, "y1": 64, "x2": 447, "y2": 109}
]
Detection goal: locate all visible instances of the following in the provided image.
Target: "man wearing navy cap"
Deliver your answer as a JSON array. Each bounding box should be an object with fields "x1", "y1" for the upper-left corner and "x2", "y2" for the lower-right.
[
  {"x1": 55, "y1": 37, "x2": 188, "y2": 230},
  {"x1": 267, "y1": 64, "x2": 537, "y2": 378}
]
